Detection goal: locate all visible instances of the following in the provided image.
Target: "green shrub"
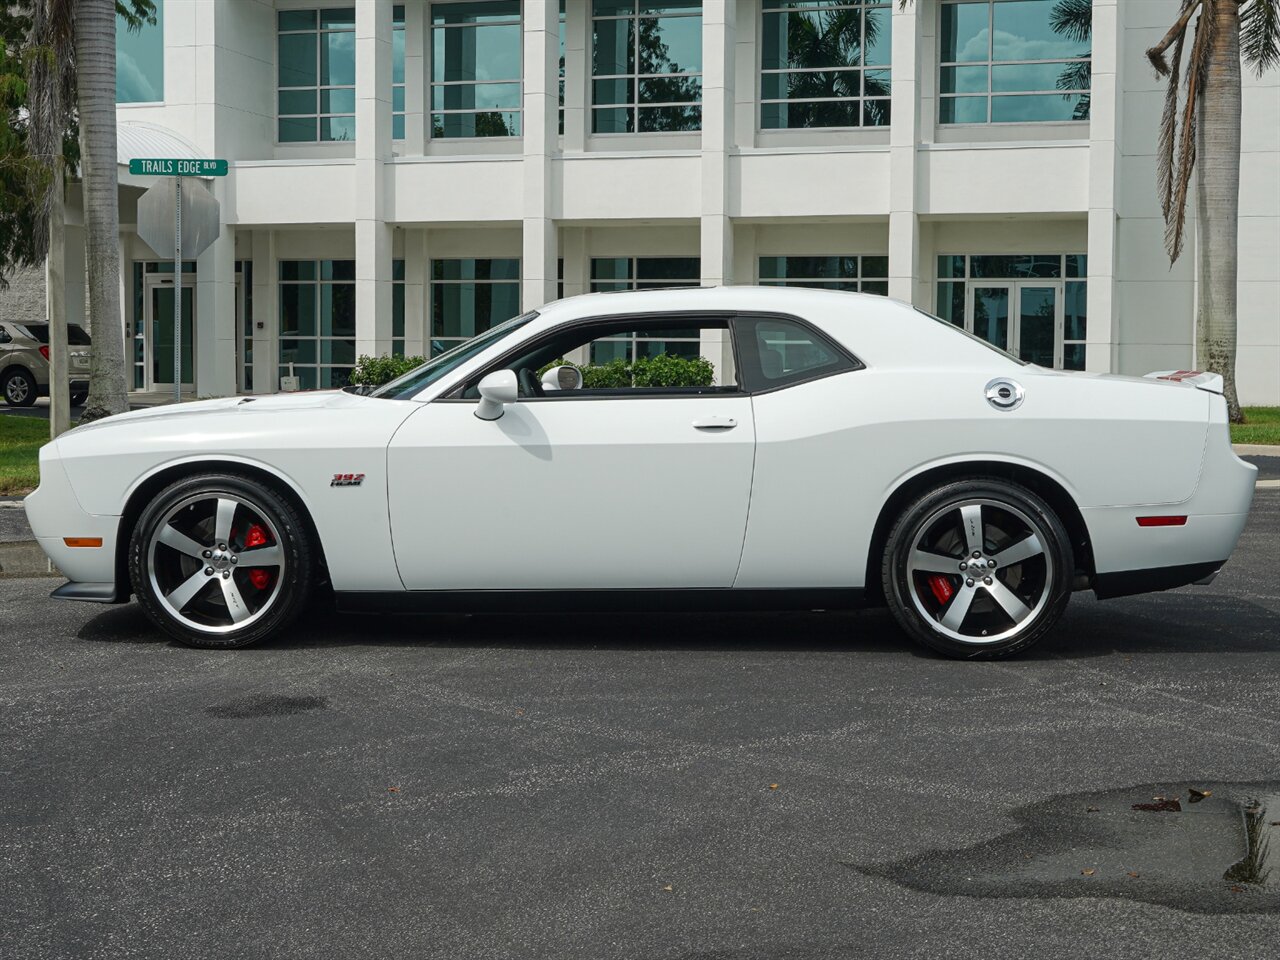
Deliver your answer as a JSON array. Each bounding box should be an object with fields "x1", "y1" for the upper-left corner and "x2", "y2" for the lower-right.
[
  {"x1": 349, "y1": 354, "x2": 426, "y2": 388},
  {"x1": 537, "y1": 354, "x2": 714, "y2": 389}
]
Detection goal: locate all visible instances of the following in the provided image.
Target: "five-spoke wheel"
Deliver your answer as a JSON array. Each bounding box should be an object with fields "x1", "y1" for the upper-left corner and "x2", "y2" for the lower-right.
[
  {"x1": 883, "y1": 479, "x2": 1073, "y2": 659},
  {"x1": 130, "y1": 474, "x2": 313, "y2": 648}
]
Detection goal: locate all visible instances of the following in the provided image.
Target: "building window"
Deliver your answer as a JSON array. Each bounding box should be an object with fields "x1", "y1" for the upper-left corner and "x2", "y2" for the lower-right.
[
  {"x1": 393, "y1": 5, "x2": 406, "y2": 140},
  {"x1": 939, "y1": 0, "x2": 1091, "y2": 124},
  {"x1": 559, "y1": 0, "x2": 567, "y2": 134},
  {"x1": 278, "y1": 8, "x2": 357, "y2": 142},
  {"x1": 237, "y1": 260, "x2": 254, "y2": 392},
  {"x1": 936, "y1": 254, "x2": 1086, "y2": 369},
  {"x1": 759, "y1": 256, "x2": 889, "y2": 295},
  {"x1": 431, "y1": 1, "x2": 522, "y2": 138},
  {"x1": 117, "y1": 0, "x2": 164, "y2": 103},
  {"x1": 431, "y1": 259, "x2": 521, "y2": 356},
  {"x1": 760, "y1": 1, "x2": 891, "y2": 129},
  {"x1": 392, "y1": 259, "x2": 406, "y2": 357},
  {"x1": 278, "y1": 260, "x2": 357, "y2": 390},
  {"x1": 591, "y1": 0, "x2": 702, "y2": 133},
  {"x1": 587, "y1": 256, "x2": 700, "y2": 362}
]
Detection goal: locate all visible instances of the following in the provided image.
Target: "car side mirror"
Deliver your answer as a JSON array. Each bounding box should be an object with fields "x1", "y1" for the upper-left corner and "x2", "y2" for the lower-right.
[
  {"x1": 475, "y1": 369, "x2": 519, "y2": 421},
  {"x1": 540, "y1": 364, "x2": 583, "y2": 392},
  {"x1": 0, "y1": 329, "x2": 10, "y2": 344}
]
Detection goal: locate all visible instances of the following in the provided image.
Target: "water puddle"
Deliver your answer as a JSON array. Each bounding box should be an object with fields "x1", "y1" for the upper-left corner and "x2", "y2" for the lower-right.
[
  {"x1": 206, "y1": 694, "x2": 328, "y2": 719},
  {"x1": 858, "y1": 782, "x2": 1280, "y2": 914}
]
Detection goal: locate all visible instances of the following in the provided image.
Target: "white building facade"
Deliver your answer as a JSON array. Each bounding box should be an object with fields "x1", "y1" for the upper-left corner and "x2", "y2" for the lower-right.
[{"x1": 49, "y1": 0, "x2": 1280, "y2": 402}]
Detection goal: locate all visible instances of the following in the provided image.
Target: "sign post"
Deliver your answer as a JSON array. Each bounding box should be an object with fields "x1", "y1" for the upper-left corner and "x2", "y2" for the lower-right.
[{"x1": 131, "y1": 158, "x2": 227, "y2": 403}]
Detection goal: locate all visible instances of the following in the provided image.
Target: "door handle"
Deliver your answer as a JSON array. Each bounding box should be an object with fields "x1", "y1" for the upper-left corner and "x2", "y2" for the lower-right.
[{"x1": 692, "y1": 416, "x2": 738, "y2": 430}]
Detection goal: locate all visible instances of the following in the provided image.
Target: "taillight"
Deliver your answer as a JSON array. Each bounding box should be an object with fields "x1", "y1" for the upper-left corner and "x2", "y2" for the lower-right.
[
  {"x1": 39, "y1": 345, "x2": 50, "y2": 361},
  {"x1": 1136, "y1": 516, "x2": 1188, "y2": 527}
]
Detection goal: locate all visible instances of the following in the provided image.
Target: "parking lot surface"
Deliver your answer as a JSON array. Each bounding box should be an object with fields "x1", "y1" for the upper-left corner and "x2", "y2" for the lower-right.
[{"x1": 2, "y1": 491, "x2": 1279, "y2": 959}]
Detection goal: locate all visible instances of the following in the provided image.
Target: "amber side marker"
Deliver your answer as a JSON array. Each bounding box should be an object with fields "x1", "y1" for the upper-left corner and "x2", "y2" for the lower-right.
[
  {"x1": 63, "y1": 537, "x2": 103, "y2": 548},
  {"x1": 1135, "y1": 516, "x2": 1188, "y2": 528}
]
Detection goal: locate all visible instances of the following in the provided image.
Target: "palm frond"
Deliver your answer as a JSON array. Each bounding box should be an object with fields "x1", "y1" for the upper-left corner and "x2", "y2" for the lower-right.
[
  {"x1": 1148, "y1": 0, "x2": 1204, "y2": 75},
  {"x1": 1240, "y1": 0, "x2": 1280, "y2": 74},
  {"x1": 1050, "y1": 0, "x2": 1093, "y2": 44},
  {"x1": 1166, "y1": 2, "x2": 1218, "y2": 262},
  {"x1": 1155, "y1": 28, "x2": 1187, "y2": 222}
]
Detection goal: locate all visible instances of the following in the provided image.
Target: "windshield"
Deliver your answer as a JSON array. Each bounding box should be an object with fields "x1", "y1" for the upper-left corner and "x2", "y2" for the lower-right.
[
  {"x1": 15, "y1": 324, "x2": 92, "y2": 346},
  {"x1": 913, "y1": 309, "x2": 1027, "y2": 365},
  {"x1": 372, "y1": 311, "x2": 539, "y2": 400}
]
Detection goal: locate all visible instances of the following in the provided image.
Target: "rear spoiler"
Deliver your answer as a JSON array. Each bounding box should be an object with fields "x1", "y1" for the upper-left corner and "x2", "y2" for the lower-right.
[{"x1": 1144, "y1": 370, "x2": 1224, "y2": 395}]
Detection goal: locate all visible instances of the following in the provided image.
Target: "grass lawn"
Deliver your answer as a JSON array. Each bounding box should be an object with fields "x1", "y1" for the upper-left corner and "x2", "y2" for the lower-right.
[
  {"x1": 1234, "y1": 407, "x2": 1280, "y2": 446},
  {"x1": 0, "y1": 417, "x2": 50, "y2": 497}
]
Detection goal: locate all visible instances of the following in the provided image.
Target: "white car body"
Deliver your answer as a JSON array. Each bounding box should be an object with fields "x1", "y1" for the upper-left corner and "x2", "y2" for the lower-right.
[{"x1": 25, "y1": 286, "x2": 1256, "y2": 622}]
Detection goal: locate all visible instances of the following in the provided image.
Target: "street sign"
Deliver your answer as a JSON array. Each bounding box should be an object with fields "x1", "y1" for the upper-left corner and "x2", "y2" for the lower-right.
[
  {"x1": 136, "y1": 178, "x2": 223, "y2": 403},
  {"x1": 129, "y1": 158, "x2": 228, "y2": 177}
]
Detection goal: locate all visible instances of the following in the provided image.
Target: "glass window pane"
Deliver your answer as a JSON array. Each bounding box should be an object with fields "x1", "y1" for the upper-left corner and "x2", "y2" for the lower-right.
[
  {"x1": 991, "y1": 93, "x2": 1086, "y2": 122},
  {"x1": 638, "y1": 104, "x2": 700, "y2": 131},
  {"x1": 992, "y1": 61, "x2": 1075, "y2": 93},
  {"x1": 941, "y1": 1, "x2": 990, "y2": 62},
  {"x1": 279, "y1": 116, "x2": 319, "y2": 142},
  {"x1": 592, "y1": 106, "x2": 634, "y2": 133},
  {"x1": 1065, "y1": 281, "x2": 1087, "y2": 340},
  {"x1": 940, "y1": 65, "x2": 988, "y2": 95},
  {"x1": 279, "y1": 33, "x2": 318, "y2": 88},
  {"x1": 392, "y1": 86, "x2": 406, "y2": 112},
  {"x1": 937, "y1": 255, "x2": 966, "y2": 279},
  {"x1": 280, "y1": 260, "x2": 317, "y2": 281},
  {"x1": 392, "y1": 27, "x2": 406, "y2": 83},
  {"x1": 992, "y1": 0, "x2": 1087, "y2": 61},
  {"x1": 863, "y1": 98, "x2": 891, "y2": 125},
  {"x1": 280, "y1": 285, "x2": 317, "y2": 336},
  {"x1": 319, "y1": 8, "x2": 356, "y2": 30},
  {"x1": 433, "y1": 81, "x2": 524, "y2": 111},
  {"x1": 860, "y1": 280, "x2": 889, "y2": 296},
  {"x1": 321, "y1": 88, "x2": 356, "y2": 114},
  {"x1": 592, "y1": 77, "x2": 635, "y2": 105},
  {"x1": 1063, "y1": 343, "x2": 1086, "y2": 371},
  {"x1": 320, "y1": 339, "x2": 357, "y2": 366},
  {"x1": 321, "y1": 31, "x2": 356, "y2": 86},
  {"x1": 635, "y1": 257, "x2": 700, "y2": 282},
  {"x1": 592, "y1": 16, "x2": 635, "y2": 76},
  {"x1": 433, "y1": 0, "x2": 521, "y2": 25},
  {"x1": 320, "y1": 116, "x2": 356, "y2": 141},
  {"x1": 116, "y1": 0, "x2": 164, "y2": 103},
  {"x1": 861, "y1": 256, "x2": 888, "y2": 278},
  {"x1": 936, "y1": 281, "x2": 965, "y2": 326},
  {"x1": 279, "y1": 10, "x2": 317, "y2": 31},
  {"x1": 591, "y1": 257, "x2": 633, "y2": 281},
  {"x1": 321, "y1": 260, "x2": 356, "y2": 281},
  {"x1": 640, "y1": 15, "x2": 703, "y2": 75},
  {"x1": 280, "y1": 339, "x2": 318, "y2": 365},
  {"x1": 639, "y1": 75, "x2": 700, "y2": 104},
  {"x1": 939, "y1": 95, "x2": 987, "y2": 124},
  {"x1": 864, "y1": 7, "x2": 892, "y2": 66},
  {"x1": 1066, "y1": 254, "x2": 1087, "y2": 278},
  {"x1": 279, "y1": 89, "x2": 317, "y2": 116}
]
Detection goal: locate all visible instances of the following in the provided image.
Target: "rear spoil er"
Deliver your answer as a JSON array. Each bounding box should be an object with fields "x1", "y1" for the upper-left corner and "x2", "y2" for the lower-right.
[
  {"x1": 50, "y1": 581, "x2": 127, "y2": 604},
  {"x1": 1092, "y1": 561, "x2": 1226, "y2": 600},
  {"x1": 335, "y1": 587, "x2": 869, "y2": 615}
]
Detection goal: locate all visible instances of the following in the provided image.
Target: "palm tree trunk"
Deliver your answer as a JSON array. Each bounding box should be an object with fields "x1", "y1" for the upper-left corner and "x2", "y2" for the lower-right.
[
  {"x1": 1195, "y1": 0, "x2": 1244, "y2": 422},
  {"x1": 73, "y1": 0, "x2": 129, "y2": 421},
  {"x1": 47, "y1": 172, "x2": 71, "y2": 438}
]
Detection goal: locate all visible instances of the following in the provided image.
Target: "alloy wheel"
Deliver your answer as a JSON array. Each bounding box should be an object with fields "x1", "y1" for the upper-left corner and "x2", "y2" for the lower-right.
[{"x1": 6, "y1": 375, "x2": 30, "y2": 404}]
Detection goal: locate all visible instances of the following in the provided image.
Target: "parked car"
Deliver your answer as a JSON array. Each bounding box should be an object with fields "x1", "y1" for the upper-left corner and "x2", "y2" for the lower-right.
[
  {"x1": 0, "y1": 321, "x2": 91, "y2": 407},
  {"x1": 24, "y1": 287, "x2": 1257, "y2": 658}
]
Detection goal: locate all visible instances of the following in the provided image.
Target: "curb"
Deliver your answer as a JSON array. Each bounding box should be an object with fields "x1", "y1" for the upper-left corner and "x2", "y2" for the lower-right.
[
  {"x1": 0, "y1": 540, "x2": 59, "y2": 579},
  {"x1": 1235, "y1": 444, "x2": 1280, "y2": 458}
]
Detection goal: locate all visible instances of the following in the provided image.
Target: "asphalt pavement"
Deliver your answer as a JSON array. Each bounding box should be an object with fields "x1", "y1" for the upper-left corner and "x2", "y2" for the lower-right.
[{"x1": 1, "y1": 491, "x2": 1279, "y2": 959}]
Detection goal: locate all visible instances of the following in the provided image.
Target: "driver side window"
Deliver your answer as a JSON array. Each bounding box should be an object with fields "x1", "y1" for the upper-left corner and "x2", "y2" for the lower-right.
[{"x1": 462, "y1": 316, "x2": 740, "y2": 400}]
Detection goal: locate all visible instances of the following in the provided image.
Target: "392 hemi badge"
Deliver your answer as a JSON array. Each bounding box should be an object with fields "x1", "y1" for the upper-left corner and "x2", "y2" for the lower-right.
[{"x1": 331, "y1": 473, "x2": 365, "y2": 487}]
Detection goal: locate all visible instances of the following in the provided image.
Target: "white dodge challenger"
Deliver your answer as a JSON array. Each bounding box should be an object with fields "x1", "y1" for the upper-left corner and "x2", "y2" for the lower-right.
[{"x1": 25, "y1": 287, "x2": 1257, "y2": 658}]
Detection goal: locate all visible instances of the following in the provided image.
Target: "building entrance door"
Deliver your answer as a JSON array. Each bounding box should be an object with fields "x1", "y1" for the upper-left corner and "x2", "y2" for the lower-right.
[
  {"x1": 144, "y1": 273, "x2": 196, "y2": 391},
  {"x1": 966, "y1": 282, "x2": 1064, "y2": 366}
]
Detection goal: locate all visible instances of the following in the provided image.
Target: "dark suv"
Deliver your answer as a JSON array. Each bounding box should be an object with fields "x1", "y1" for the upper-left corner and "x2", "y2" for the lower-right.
[{"x1": 0, "y1": 321, "x2": 91, "y2": 407}]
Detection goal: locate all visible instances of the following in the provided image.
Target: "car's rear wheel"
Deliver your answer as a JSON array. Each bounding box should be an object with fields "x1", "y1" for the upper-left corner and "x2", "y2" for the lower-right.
[
  {"x1": 69, "y1": 392, "x2": 87, "y2": 407},
  {"x1": 129, "y1": 474, "x2": 314, "y2": 649},
  {"x1": 3, "y1": 368, "x2": 37, "y2": 407},
  {"x1": 882, "y1": 478, "x2": 1073, "y2": 659}
]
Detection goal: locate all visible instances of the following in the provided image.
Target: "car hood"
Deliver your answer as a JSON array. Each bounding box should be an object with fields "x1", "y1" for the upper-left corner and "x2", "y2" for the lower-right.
[{"x1": 63, "y1": 391, "x2": 375, "y2": 435}]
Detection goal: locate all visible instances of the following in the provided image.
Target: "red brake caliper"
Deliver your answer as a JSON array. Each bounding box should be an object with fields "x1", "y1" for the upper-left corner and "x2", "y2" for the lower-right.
[
  {"x1": 244, "y1": 524, "x2": 273, "y2": 590},
  {"x1": 928, "y1": 575, "x2": 955, "y2": 606}
]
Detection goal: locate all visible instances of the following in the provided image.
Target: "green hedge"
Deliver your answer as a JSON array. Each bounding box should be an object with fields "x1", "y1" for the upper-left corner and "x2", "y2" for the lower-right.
[
  {"x1": 349, "y1": 354, "x2": 426, "y2": 388},
  {"x1": 539, "y1": 354, "x2": 715, "y2": 389}
]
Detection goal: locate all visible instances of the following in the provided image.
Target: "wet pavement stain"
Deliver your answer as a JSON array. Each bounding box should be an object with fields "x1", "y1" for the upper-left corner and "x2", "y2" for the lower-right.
[
  {"x1": 206, "y1": 694, "x2": 329, "y2": 719},
  {"x1": 857, "y1": 782, "x2": 1280, "y2": 914}
]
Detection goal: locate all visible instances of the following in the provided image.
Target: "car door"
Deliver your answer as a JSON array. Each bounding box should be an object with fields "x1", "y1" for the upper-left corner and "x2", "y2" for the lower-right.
[{"x1": 387, "y1": 317, "x2": 756, "y2": 591}]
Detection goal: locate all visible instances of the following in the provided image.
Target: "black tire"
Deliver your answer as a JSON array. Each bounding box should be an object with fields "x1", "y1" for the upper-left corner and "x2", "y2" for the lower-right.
[
  {"x1": 881, "y1": 478, "x2": 1073, "y2": 660},
  {"x1": 128, "y1": 473, "x2": 314, "y2": 649},
  {"x1": 2, "y1": 368, "x2": 37, "y2": 407},
  {"x1": 69, "y1": 393, "x2": 87, "y2": 407}
]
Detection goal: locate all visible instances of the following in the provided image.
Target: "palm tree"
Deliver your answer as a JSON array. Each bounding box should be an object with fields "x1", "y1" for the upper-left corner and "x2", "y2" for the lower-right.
[
  {"x1": 26, "y1": 0, "x2": 154, "y2": 427},
  {"x1": 1147, "y1": 0, "x2": 1279, "y2": 423}
]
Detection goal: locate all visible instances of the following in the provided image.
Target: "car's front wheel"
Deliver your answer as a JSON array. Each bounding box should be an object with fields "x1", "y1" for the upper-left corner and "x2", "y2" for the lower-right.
[
  {"x1": 882, "y1": 478, "x2": 1073, "y2": 659},
  {"x1": 129, "y1": 473, "x2": 314, "y2": 648},
  {"x1": 3, "y1": 368, "x2": 37, "y2": 407}
]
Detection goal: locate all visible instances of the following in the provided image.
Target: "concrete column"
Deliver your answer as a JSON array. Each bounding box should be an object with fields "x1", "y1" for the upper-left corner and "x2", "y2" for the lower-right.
[
  {"x1": 250, "y1": 229, "x2": 277, "y2": 394},
  {"x1": 888, "y1": 1, "x2": 921, "y2": 303},
  {"x1": 115, "y1": 230, "x2": 130, "y2": 380},
  {"x1": 196, "y1": 183, "x2": 237, "y2": 396},
  {"x1": 356, "y1": 0, "x2": 394, "y2": 357},
  {"x1": 404, "y1": 229, "x2": 428, "y2": 357},
  {"x1": 404, "y1": 1, "x2": 426, "y2": 153},
  {"x1": 700, "y1": 2, "x2": 734, "y2": 286},
  {"x1": 563, "y1": 0, "x2": 587, "y2": 151},
  {"x1": 522, "y1": 1, "x2": 560, "y2": 311},
  {"x1": 1085, "y1": 0, "x2": 1120, "y2": 373}
]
